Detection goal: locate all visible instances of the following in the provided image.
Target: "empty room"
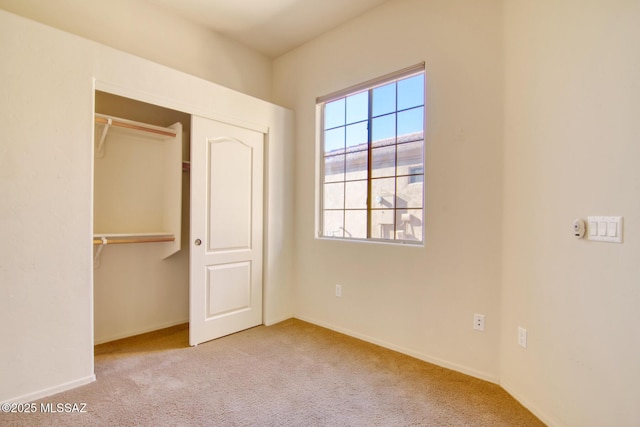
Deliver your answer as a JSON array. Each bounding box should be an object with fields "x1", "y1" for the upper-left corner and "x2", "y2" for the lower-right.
[{"x1": 1, "y1": 1, "x2": 639, "y2": 426}]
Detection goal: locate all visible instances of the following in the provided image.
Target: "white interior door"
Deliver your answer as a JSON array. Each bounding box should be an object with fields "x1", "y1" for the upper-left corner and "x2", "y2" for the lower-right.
[{"x1": 189, "y1": 116, "x2": 264, "y2": 346}]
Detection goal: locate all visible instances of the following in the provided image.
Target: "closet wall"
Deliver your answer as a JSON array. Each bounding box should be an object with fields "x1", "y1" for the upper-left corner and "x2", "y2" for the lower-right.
[
  {"x1": 93, "y1": 92, "x2": 192, "y2": 344},
  {"x1": 1, "y1": 9, "x2": 294, "y2": 403}
]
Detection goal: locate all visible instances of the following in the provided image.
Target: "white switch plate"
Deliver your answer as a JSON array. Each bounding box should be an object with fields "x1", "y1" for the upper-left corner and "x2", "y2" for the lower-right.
[
  {"x1": 587, "y1": 216, "x2": 623, "y2": 243},
  {"x1": 335, "y1": 284, "x2": 342, "y2": 297}
]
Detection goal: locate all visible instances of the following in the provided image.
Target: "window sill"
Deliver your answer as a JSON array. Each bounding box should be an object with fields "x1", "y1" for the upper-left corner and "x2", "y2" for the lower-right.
[{"x1": 315, "y1": 235, "x2": 424, "y2": 248}]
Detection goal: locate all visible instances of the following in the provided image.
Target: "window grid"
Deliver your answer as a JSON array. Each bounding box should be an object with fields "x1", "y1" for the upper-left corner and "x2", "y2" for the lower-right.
[
  {"x1": 366, "y1": 89, "x2": 373, "y2": 239},
  {"x1": 320, "y1": 69, "x2": 424, "y2": 243}
]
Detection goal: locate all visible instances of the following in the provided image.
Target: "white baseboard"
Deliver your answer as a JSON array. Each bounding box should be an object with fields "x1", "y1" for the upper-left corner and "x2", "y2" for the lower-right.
[
  {"x1": 3, "y1": 374, "x2": 96, "y2": 404},
  {"x1": 500, "y1": 380, "x2": 562, "y2": 427},
  {"x1": 94, "y1": 318, "x2": 188, "y2": 345},
  {"x1": 294, "y1": 315, "x2": 500, "y2": 384},
  {"x1": 264, "y1": 313, "x2": 294, "y2": 327},
  {"x1": 96, "y1": 315, "x2": 293, "y2": 344}
]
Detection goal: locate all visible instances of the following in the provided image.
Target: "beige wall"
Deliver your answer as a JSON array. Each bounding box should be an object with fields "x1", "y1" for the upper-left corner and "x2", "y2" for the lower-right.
[
  {"x1": 4, "y1": 0, "x2": 640, "y2": 424},
  {"x1": 0, "y1": 10, "x2": 294, "y2": 403},
  {"x1": 0, "y1": 0, "x2": 272, "y2": 101},
  {"x1": 273, "y1": 0, "x2": 504, "y2": 382},
  {"x1": 501, "y1": 1, "x2": 640, "y2": 426},
  {"x1": 275, "y1": 1, "x2": 640, "y2": 424},
  {"x1": 0, "y1": 9, "x2": 96, "y2": 404}
]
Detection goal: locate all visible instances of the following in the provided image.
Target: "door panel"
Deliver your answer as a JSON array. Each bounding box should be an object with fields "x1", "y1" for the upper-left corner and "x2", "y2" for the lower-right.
[
  {"x1": 206, "y1": 262, "x2": 252, "y2": 319},
  {"x1": 207, "y1": 138, "x2": 252, "y2": 251},
  {"x1": 190, "y1": 116, "x2": 263, "y2": 346}
]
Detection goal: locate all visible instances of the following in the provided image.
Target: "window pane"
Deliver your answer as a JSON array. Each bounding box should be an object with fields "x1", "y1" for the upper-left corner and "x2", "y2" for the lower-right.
[
  {"x1": 324, "y1": 127, "x2": 345, "y2": 153},
  {"x1": 345, "y1": 151, "x2": 368, "y2": 181},
  {"x1": 397, "y1": 107, "x2": 424, "y2": 137},
  {"x1": 396, "y1": 209, "x2": 422, "y2": 242},
  {"x1": 344, "y1": 210, "x2": 367, "y2": 239},
  {"x1": 396, "y1": 176, "x2": 423, "y2": 209},
  {"x1": 371, "y1": 177, "x2": 395, "y2": 208},
  {"x1": 345, "y1": 180, "x2": 367, "y2": 209},
  {"x1": 372, "y1": 82, "x2": 396, "y2": 117},
  {"x1": 346, "y1": 121, "x2": 368, "y2": 149},
  {"x1": 324, "y1": 154, "x2": 344, "y2": 183},
  {"x1": 318, "y1": 69, "x2": 425, "y2": 244},
  {"x1": 372, "y1": 113, "x2": 396, "y2": 143},
  {"x1": 397, "y1": 140, "x2": 423, "y2": 175},
  {"x1": 323, "y1": 210, "x2": 344, "y2": 237},
  {"x1": 323, "y1": 182, "x2": 344, "y2": 209},
  {"x1": 370, "y1": 209, "x2": 395, "y2": 239},
  {"x1": 371, "y1": 145, "x2": 396, "y2": 178},
  {"x1": 346, "y1": 92, "x2": 368, "y2": 124},
  {"x1": 324, "y1": 98, "x2": 345, "y2": 129},
  {"x1": 397, "y1": 74, "x2": 424, "y2": 111},
  {"x1": 409, "y1": 167, "x2": 424, "y2": 183}
]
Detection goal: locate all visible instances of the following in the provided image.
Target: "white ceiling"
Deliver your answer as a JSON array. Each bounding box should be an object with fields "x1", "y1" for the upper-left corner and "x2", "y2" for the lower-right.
[{"x1": 147, "y1": 0, "x2": 390, "y2": 58}]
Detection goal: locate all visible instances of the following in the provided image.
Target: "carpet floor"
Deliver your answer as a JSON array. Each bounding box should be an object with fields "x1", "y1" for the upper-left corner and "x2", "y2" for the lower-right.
[{"x1": 3, "y1": 319, "x2": 544, "y2": 426}]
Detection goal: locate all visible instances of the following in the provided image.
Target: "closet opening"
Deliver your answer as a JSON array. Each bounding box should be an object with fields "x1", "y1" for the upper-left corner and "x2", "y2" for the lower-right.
[{"x1": 93, "y1": 90, "x2": 191, "y2": 347}]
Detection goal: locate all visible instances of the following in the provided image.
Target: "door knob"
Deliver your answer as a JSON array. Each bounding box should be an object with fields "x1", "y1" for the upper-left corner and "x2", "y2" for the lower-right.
[{"x1": 194, "y1": 239, "x2": 202, "y2": 246}]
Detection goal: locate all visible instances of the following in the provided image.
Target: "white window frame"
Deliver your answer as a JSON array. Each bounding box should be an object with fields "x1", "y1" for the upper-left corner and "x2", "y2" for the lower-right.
[{"x1": 315, "y1": 63, "x2": 426, "y2": 245}]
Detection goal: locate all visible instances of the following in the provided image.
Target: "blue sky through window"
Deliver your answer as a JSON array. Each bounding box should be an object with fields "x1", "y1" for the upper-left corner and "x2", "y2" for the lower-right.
[
  {"x1": 373, "y1": 83, "x2": 396, "y2": 116},
  {"x1": 324, "y1": 73, "x2": 424, "y2": 151},
  {"x1": 346, "y1": 91, "x2": 368, "y2": 124},
  {"x1": 372, "y1": 114, "x2": 396, "y2": 142},
  {"x1": 324, "y1": 127, "x2": 344, "y2": 152},
  {"x1": 398, "y1": 74, "x2": 424, "y2": 110},
  {"x1": 325, "y1": 98, "x2": 345, "y2": 129},
  {"x1": 398, "y1": 107, "x2": 424, "y2": 136}
]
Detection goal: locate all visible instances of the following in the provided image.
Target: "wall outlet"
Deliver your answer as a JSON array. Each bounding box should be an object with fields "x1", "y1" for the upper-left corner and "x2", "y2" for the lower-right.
[
  {"x1": 518, "y1": 327, "x2": 527, "y2": 348},
  {"x1": 473, "y1": 313, "x2": 485, "y2": 331},
  {"x1": 335, "y1": 284, "x2": 342, "y2": 297}
]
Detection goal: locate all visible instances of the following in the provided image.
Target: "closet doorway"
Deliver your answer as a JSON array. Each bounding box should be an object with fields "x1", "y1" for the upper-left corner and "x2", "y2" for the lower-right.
[{"x1": 93, "y1": 91, "x2": 264, "y2": 347}]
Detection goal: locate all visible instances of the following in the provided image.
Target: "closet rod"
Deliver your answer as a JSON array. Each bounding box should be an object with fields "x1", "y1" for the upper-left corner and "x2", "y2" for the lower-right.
[
  {"x1": 93, "y1": 236, "x2": 175, "y2": 245},
  {"x1": 95, "y1": 116, "x2": 177, "y2": 138}
]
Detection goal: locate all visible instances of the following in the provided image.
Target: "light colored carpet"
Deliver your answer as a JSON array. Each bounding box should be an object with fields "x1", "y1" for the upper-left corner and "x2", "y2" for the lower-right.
[{"x1": 4, "y1": 319, "x2": 544, "y2": 426}]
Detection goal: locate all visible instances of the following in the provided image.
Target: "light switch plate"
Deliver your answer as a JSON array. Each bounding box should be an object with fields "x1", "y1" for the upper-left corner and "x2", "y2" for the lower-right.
[{"x1": 587, "y1": 216, "x2": 622, "y2": 243}]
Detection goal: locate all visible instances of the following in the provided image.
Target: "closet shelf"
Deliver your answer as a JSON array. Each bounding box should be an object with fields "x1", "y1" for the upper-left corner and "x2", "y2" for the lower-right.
[
  {"x1": 93, "y1": 232, "x2": 175, "y2": 246},
  {"x1": 94, "y1": 113, "x2": 179, "y2": 158},
  {"x1": 95, "y1": 114, "x2": 178, "y2": 137}
]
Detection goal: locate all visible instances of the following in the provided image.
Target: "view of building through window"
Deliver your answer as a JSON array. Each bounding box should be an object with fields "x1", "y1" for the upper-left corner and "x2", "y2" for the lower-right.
[{"x1": 319, "y1": 69, "x2": 425, "y2": 243}]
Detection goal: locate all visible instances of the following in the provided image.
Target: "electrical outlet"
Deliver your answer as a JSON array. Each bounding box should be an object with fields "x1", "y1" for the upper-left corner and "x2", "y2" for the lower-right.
[
  {"x1": 518, "y1": 327, "x2": 527, "y2": 348},
  {"x1": 335, "y1": 284, "x2": 342, "y2": 297},
  {"x1": 473, "y1": 314, "x2": 485, "y2": 331}
]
